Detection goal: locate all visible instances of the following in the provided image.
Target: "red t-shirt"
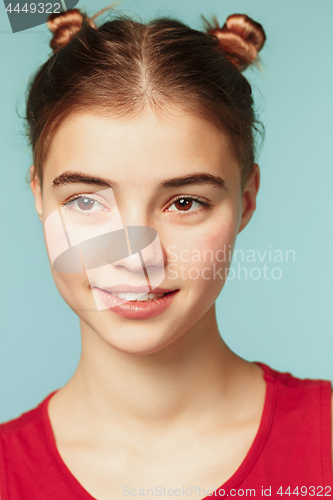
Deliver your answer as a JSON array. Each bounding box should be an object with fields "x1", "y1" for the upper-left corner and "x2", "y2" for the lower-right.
[{"x1": 0, "y1": 362, "x2": 332, "y2": 499}]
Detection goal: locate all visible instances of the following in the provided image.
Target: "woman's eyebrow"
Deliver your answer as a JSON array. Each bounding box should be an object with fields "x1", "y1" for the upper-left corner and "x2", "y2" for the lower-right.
[
  {"x1": 160, "y1": 173, "x2": 226, "y2": 190},
  {"x1": 51, "y1": 172, "x2": 115, "y2": 189},
  {"x1": 51, "y1": 171, "x2": 227, "y2": 190}
]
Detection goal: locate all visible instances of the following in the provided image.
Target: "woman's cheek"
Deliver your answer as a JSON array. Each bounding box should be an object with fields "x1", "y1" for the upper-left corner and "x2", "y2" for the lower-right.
[
  {"x1": 199, "y1": 228, "x2": 235, "y2": 289},
  {"x1": 51, "y1": 269, "x2": 93, "y2": 312},
  {"x1": 166, "y1": 218, "x2": 237, "y2": 291}
]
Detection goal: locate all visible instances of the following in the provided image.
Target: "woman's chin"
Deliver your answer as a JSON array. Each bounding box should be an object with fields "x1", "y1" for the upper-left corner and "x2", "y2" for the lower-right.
[{"x1": 94, "y1": 327, "x2": 182, "y2": 356}]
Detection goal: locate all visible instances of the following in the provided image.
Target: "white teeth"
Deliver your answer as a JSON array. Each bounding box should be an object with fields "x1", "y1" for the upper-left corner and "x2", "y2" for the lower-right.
[
  {"x1": 124, "y1": 293, "x2": 138, "y2": 300},
  {"x1": 136, "y1": 294, "x2": 150, "y2": 301},
  {"x1": 110, "y1": 292, "x2": 165, "y2": 301}
]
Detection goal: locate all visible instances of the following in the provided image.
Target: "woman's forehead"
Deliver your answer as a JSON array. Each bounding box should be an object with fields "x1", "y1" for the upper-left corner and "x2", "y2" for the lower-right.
[{"x1": 43, "y1": 107, "x2": 237, "y2": 186}]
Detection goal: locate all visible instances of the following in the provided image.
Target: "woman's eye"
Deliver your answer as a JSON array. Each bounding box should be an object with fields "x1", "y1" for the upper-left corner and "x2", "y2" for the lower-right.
[
  {"x1": 62, "y1": 195, "x2": 210, "y2": 216},
  {"x1": 62, "y1": 196, "x2": 107, "y2": 214},
  {"x1": 166, "y1": 197, "x2": 208, "y2": 214}
]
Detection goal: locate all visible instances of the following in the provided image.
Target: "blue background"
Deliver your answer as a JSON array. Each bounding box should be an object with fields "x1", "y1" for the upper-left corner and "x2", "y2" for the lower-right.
[{"x1": 0, "y1": 0, "x2": 332, "y2": 422}]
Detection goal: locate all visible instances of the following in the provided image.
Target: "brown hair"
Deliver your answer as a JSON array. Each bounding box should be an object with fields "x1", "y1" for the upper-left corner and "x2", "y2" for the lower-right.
[{"x1": 25, "y1": 5, "x2": 266, "y2": 191}]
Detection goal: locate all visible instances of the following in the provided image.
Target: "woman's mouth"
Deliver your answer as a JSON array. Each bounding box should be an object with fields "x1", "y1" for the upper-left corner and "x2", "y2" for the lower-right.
[
  {"x1": 93, "y1": 288, "x2": 180, "y2": 319},
  {"x1": 108, "y1": 291, "x2": 167, "y2": 302}
]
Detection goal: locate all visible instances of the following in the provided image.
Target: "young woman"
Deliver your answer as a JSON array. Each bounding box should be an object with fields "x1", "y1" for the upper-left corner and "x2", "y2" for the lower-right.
[{"x1": 0, "y1": 5, "x2": 332, "y2": 499}]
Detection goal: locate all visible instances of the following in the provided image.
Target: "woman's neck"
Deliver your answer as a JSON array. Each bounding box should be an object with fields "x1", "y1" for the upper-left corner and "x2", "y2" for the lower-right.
[{"x1": 56, "y1": 306, "x2": 258, "y2": 437}]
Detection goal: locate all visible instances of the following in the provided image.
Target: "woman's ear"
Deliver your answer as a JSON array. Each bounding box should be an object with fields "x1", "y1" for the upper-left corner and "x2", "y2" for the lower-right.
[
  {"x1": 29, "y1": 165, "x2": 43, "y2": 223},
  {"x1": 238, "y1": 163, "x2": 260, "y2": 234}
]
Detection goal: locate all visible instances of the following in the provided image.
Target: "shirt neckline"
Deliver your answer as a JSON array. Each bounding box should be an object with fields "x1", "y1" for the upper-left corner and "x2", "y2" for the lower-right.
[{"x1": 41, "y1": 361, "x2": 278, "y2": 500}]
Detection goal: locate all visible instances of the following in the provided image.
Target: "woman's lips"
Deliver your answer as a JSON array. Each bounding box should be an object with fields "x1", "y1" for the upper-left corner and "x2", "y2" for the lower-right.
[{"x1": 93, "y1": 287, "x2": 179, "y2": 319}]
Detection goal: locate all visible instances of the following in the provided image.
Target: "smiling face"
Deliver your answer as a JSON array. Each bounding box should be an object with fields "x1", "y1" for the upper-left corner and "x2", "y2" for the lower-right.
[{"x1": 30, "y1": 105, "x2": 259, "y2": 355}]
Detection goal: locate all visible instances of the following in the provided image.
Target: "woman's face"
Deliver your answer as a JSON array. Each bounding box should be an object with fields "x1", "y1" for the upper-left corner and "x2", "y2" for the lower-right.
[{"x1": 30, "y1": 106, "x2": 258, "y2": 355}]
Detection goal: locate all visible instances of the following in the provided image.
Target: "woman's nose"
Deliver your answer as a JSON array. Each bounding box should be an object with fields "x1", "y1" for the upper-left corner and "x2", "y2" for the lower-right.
[{"x1": 109, "y1": 225, "x2": 166, "y2": 283}]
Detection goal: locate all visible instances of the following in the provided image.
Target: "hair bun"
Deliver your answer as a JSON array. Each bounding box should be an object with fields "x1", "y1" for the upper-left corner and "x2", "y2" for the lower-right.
[
  {"x1": 204, "y1": 13, "x2": 266, "y2": 71},
  {"x1": 47, "y1": 9, "x2": 96, "y2": 52}
]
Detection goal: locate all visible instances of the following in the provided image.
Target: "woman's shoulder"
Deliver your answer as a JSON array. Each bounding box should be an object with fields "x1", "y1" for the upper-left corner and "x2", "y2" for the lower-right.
[
  {"x1": 257, "y1": 361, "x2": 332, "y2": 434},
  {"x1": 0, "y1": 391, "x2": 56, "y2": 443},
  {"x1": 256, "y1": 361, "x2": 332, "y2": 393},
  {"x1": 0, "y1": 391, "x2": 64, "y2": 500},
  {"x1": 0, "y1": 406, "x2": 38, "y2": 434},
  {"x1": 0, "y1": 401, "x2": 42, "y2": 438},
  {"x1": 254, "y1": 362, "x2": 333, "y2": 483},
  {"x1": 0, "y1": 400, "x2": 43, "y2": 500}
]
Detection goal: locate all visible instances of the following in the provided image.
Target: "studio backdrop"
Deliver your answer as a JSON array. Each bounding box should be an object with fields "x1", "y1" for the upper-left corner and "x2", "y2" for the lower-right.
[{"x1": 0, "y1": 0, "x2": 332, "y2": 422}]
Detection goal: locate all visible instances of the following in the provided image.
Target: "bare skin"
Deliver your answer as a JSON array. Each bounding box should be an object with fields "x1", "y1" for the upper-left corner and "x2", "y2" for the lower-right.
[{"x1": 26, "y1": 106, "x2": 333, "y2": 500}]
